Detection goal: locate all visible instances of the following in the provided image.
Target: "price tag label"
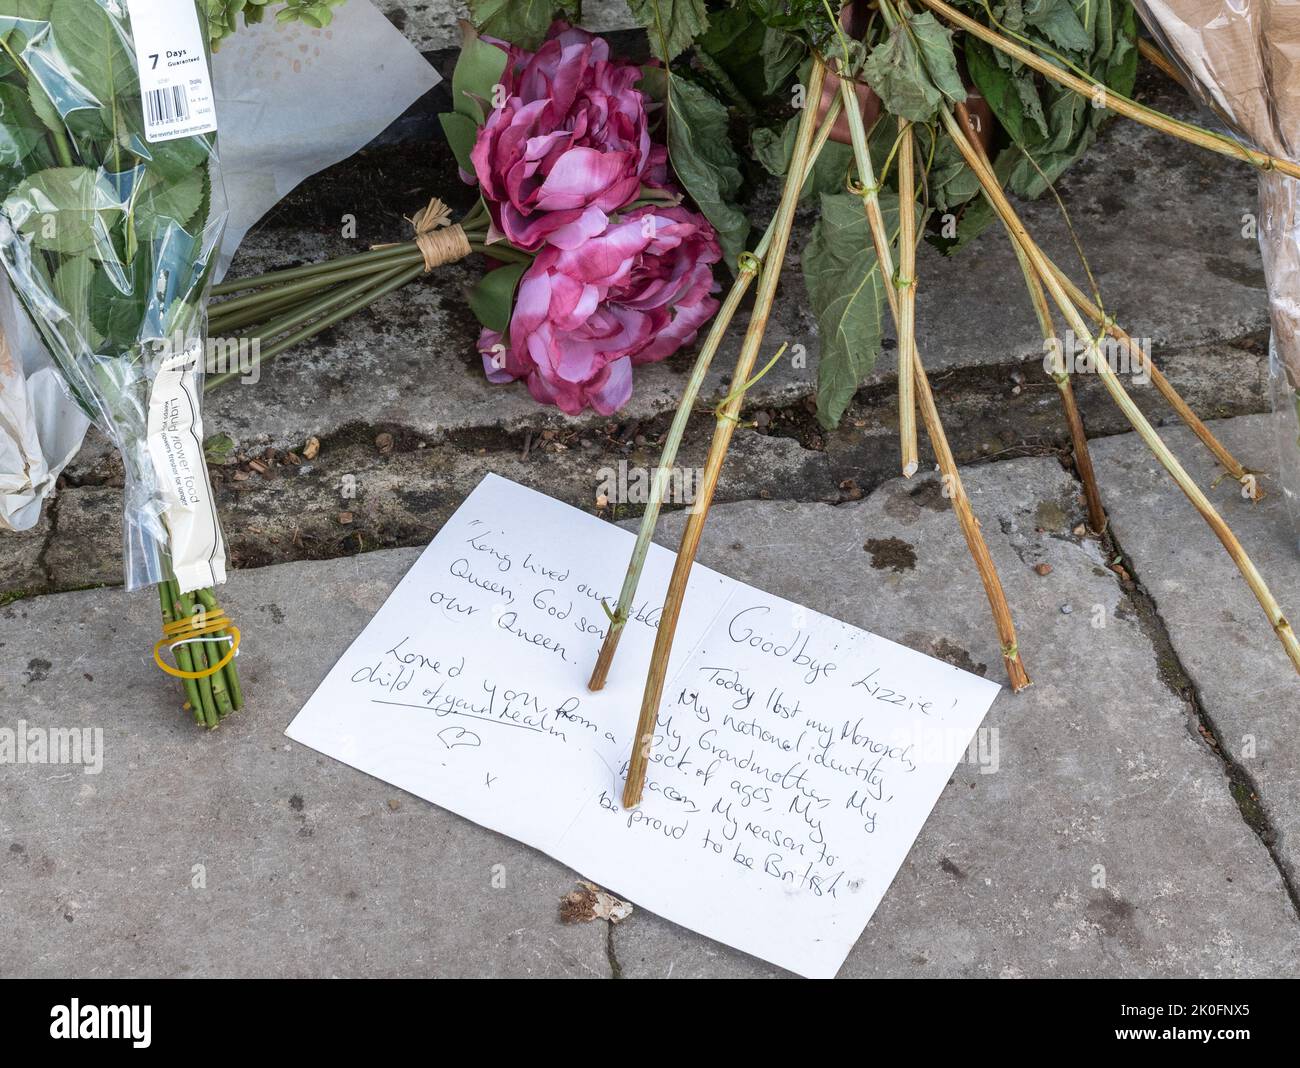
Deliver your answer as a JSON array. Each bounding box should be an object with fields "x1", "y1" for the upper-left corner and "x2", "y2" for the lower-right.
[{"x1": 126, "y1": 0, "x2": 218, "y2": 143}]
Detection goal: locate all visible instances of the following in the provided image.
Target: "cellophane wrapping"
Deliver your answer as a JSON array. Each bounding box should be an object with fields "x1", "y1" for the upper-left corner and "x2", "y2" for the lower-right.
[
  {"x1": 1132, "y1": 0, "x2": 1300, "y2": 550},
  {"x1": 0, "y1": 0, "x2": 229, "y2": 591}
]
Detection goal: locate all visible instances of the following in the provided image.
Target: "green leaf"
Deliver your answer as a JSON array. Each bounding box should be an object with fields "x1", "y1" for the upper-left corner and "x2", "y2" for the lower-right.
[
  {"x1": 760, "y1": 28, "x2": 804, "y2": 94},
  {"x1": 1022, "y1": 0, "x2": 1091, "y2": 53},
  {"x1": 908, "y1": 12, "x2": 966, "y2": 106},
  {"x1": 46, "y1": 0, "x2": 133, "y2": 106},
  {"x1": 439, "y1": 111, "x2": 479, "y2": 174},
  {"x1": 627, "y1": 0, "x2": 708, "y2": 63},
  {"x1": 0, "y1": 0, "x2": 53, "y2": 49},
  {"x1": 804, "y1": 191, "x2": 901, "y2": 429},
  {"x1": 134, "y1": 165, "x2": 204, "y2": 240},
  {"x1": 451, "y1": 24, "x2": 508, "y2": 125},
  {"x1": 665, "y1": 73, "x2": 748, "y2": 267},
  {"x1": 861, "y1": 23, "x2": 940, "y2": 123},
  {"x1": 0, "y1": 1, "x2": 54, "y2": 18},
  {"x1": 467, "y1": 0, "x2": 572, "y2": 51},
  {"x1": 753, "y1": 113, "x2": 853, "y2": 203},
  {"x1": 90, "y1": 264, "x2": 148, "y2": 344},
  {"x1": 695, "y1": 7, "x2": 801, "y2": 104},
  {"x1": 142, "y1": 135, "x2": 212, "y2": 184},
  {"x1": 3, "y1": 165, "x2": 123, "y2": 256},
  {"x1": 26, "y1": 74, "x2": 61, "y2": 135},
  {"x1": 203, "y1": 432, "x2": 236, "y2": 466},
  {"x1": 965, "y1": 39, "x2": 1032, "y2": 147},
  {"x1": 468, "y1": 261, "x2": 527, "y2": 334},
  {"x1": 929, "y1": 131, "x2": 984, "y2": 211},
  {"x1": 0, "y1": 81, "x2": 44, "y2": 168},
  {"x1": 52, "y1": 251, "x2": 96, "y2": 347}
]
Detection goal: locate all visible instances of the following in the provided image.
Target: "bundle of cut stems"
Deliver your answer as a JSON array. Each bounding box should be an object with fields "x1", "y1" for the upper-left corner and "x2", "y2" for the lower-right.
[
  {"x1": 607, "y1": 5, "x2": 1300, "y2": 807},
  {"x1": 204, "y1": 200, "x2": 521, "y2": 391},
  {"x1": 156, "y1": 580, "x2": 244, "y2": 728},
  {"x1": 937, "y1": 101, "x2": 1300, "y2": 674}
]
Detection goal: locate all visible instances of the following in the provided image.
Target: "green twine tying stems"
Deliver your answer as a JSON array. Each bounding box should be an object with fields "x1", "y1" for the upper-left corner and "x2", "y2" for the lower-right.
[
  {"x1": 715, "y1": 342, "x2": 789, "y2": 425},
  {"x1": 737, "y1": 251, "x2": 762, "y2": 274},
  {"x1": 847, "y1": 176, "x2": 880, "y2": 198}
]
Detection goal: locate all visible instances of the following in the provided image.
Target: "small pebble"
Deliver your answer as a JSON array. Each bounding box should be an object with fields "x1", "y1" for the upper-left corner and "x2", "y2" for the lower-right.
[
  {"x1": 1072, "y1": 523, "x2": 1087, "y2": 536},
  {"x1": 1034, "y1": 563, "x2": 1053, "y2": 576},
  {"x1": 1060, "y1": 604, "x2": 1073, "y2": 614}
]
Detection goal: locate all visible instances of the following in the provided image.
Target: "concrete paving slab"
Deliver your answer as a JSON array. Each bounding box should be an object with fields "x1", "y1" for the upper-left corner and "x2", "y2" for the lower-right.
[
  {"x1": 1091, "y1": 414, "x2": 1300, "y2": 880},
  {"x1": 0, "y1": 553, "x2": 610, "y2": 978},
  {"x1": 4, "y1": 452, "x2": 1298, "y2": 977},
  {"x1": 611, "y1": 456, "x2": 1300, "y2": 977}
]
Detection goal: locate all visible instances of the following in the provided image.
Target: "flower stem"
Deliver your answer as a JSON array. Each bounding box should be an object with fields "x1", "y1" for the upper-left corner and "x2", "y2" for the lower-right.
[
  {"x1": 896, "y1": 118, "x2": 920, "y2": 478},
  {"x1": 587, "y1": 95, "x2": 846, "y2": 693},
  {"x1": 954, "y1": 100, "x2": 1107, "y2": 533},
  {"x1": 210, "y1": 251, "x2": 425, "y2": 319},
  {"x1": 210, "y1": 242, "x2": 425, "y2": 297},
  {"x1": 205, "y1": 262, "x2": 425, "y2": 392},
  {"x1": 1043, "y1": 258, "x2": 1261, "y2": 499},
  {"x1": 944, "y1": 104, "x2": 1300, "y2": 675},
  {"x1": 841, "y1": 74, "x2": 1030, "y2": 690},
  {"x1": 196, "y1": 588, "x2": 243, "y2": 712},
  {"x1": 173, "y1": 586, "x2": 219, "y2": 728},
  {"x1": 1014, "y1": 232, "x2": 1108, "y2": 533},
  {"x1": 159, "y1": 581, "x2": 203, "y2": 723},
  {"x1": 917, "y1": 0, "x2": 1300, "y2": 180},
  {"x1": 1137, "y1": 38, "x2": 1186, "y2": 88},
  {"x1": 621, "y1": 58, "x2": 831, "y2": 810}
]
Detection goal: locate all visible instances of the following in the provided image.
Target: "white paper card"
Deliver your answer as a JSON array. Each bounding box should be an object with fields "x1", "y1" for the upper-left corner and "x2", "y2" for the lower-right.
[
  {"x1": 127, "y1": 0, "x2": 219, "y2": 142},
  {"x1": 286, "y1": 474, "x2": 1000, "y2": 977}
]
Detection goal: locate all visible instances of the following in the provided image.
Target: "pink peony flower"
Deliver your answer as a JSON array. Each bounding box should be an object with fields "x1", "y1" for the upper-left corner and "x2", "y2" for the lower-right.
[
  {"x1": 470, "y1": 25, "x2": 666, "y2": 252},
  {"x1": 478, "y1": 204, "x2": 722, "y2": 415}
]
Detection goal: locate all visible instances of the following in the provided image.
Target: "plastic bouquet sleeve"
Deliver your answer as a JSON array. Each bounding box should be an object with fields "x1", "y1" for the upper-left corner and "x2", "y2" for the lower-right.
[
  {"x1": 0, "y1": 0, "x2": 229, "y2": 592},
  {"x1": 1132, "y1": 0, "x2": 1300, "y2": 550}
]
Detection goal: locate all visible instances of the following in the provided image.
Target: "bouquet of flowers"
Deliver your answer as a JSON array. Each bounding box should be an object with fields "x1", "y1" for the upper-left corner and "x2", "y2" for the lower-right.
[
  {"x1": 203, "y1": 20, "x2": 724, "y2": 416},
  {"x1": 207, "y1": 1, "x2": 1300, "y2": 806},
  {"x1": 0, "y1": 0, "x2": 242, "y2": 726}
]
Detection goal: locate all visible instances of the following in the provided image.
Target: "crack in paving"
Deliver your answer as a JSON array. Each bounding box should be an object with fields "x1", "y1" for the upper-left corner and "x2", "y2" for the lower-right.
[
  {"x1": 606, "y1": 922, "x2": 623, "y2": 979},
  {"x1": 1101, "y1": 522, "x2": 1300, "y2": 921}
]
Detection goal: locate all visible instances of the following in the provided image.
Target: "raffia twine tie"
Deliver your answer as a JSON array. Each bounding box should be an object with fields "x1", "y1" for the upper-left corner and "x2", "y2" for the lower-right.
[{"x1": 403, "y1": 197, "x2": 472, "y2": 272}]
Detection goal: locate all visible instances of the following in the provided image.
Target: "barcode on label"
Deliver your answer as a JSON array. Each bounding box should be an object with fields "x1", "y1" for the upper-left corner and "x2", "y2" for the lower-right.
[{"x1": 144, "y1": 85, "x2": 190, "y2": 127}]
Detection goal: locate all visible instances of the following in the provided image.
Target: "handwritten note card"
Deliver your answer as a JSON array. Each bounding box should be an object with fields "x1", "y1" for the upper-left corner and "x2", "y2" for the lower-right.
[{"x1": 286, "y1": 474, "x2": 1000, "y2": 977}]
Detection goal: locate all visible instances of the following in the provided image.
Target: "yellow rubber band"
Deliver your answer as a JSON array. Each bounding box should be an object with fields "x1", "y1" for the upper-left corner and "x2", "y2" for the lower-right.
[{"x1": 154, "y1": 613, "x2": 242, "y2": 680}]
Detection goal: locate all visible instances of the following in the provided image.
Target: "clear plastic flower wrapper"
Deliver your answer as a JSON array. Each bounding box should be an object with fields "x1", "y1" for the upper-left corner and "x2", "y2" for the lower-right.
[
  {"x1": 0, "y1": 0, "x2": 242, "y2": 724},
  {"x1": 1131, "y1": 0, "x2": 1300, "y2": 552}
]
